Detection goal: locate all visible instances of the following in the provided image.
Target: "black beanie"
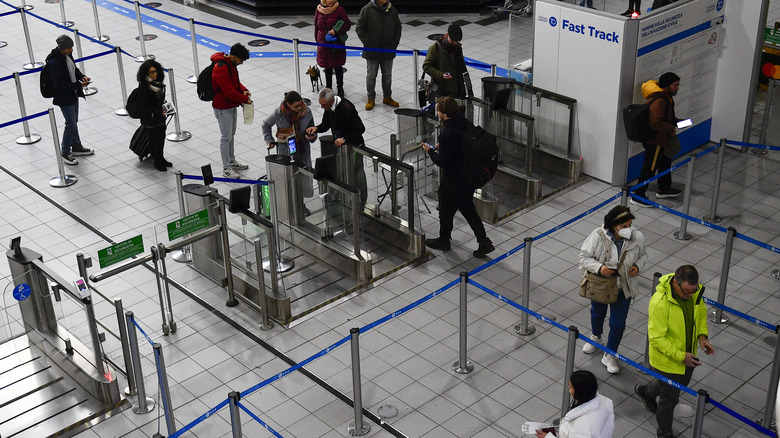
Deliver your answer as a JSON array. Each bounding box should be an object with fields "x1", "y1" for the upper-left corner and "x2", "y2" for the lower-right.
[
  {"x1": 230, "y1": 43, "x2": 250, "y2": 61},
  {"x1": 447, "y1": 24, "x2": 463, "y2": 42},
  {"x1": 56, "y1": 34, "x2": 74, "y2": 51},
  {"x1": 658, "y1": 72, "x2": 680, "y2": 89}
]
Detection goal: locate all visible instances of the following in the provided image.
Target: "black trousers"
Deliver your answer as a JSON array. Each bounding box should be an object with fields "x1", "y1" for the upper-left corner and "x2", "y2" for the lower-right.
[
  {"x1": 437, "y1": 179, "x2": 486, "y2": 242},
  {"x1": 148, "y1": 125, "x2": 166, "y2": 166},
  {"x1": 645, "y1": 366, "x2": 694, "y2": 436},
  {"x1": 636, "y1": 142, "x2": 671, "y2": 197}
]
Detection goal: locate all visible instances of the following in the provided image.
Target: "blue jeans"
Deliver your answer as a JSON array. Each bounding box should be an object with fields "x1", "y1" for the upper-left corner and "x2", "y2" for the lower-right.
[
  {"x1": 213, "y1": 107, "x2": 237, "y2": 169},
  {"x1": 365, "y1": 58, "x2": 393, "y2": 100},
  {"x1": 59, "y1": 103, "x2": 82, "y2": 156},
  {"x1": 590, "y1": 290, "x2": 631, "y2": 351}
]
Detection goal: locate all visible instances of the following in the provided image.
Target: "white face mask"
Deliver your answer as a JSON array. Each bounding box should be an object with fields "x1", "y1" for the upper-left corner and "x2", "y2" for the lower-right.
[{"x1": 617, "y1": 227, "x2": 632, "y2": 240}]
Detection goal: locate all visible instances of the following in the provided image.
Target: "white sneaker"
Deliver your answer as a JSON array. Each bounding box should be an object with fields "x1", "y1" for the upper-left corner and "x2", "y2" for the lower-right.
[
  {"x1": 602, "y1": 353, "x2": 619, "y2": 374},
  {"x1": 582, "y1": 334, "x2": 601, "y2": 354},
  {"x1": 223, "y1": 168, "x2": 238, "y2": 178},
  {"x1": 229, "y1": 160, "x2": 249, "y2": 169}
]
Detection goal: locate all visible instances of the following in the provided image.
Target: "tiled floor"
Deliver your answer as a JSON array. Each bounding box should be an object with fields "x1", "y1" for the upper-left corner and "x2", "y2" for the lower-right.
[{"x1": 1, "y1": 1, "x2": 780, "y2": 437}]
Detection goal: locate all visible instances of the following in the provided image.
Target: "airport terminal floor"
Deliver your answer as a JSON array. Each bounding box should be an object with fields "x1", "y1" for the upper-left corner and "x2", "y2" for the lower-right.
[{"x1": 2, "y1": 0, "x2": 780, "y2": 437}]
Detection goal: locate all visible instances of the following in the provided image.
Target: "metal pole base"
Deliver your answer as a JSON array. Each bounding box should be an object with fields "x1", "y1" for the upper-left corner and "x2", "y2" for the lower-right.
[
  {"x1": 124, "y1": 386, "x2": 135, "y2": 397},
  {"x1": 452, "y1": 359, "x2": 474, "y2": 374},
  {"x1": 186, "y1": 74, "x2": 198, "y2": 83},
  {"x1": 60, "y1": 20, "x2": 74, "y2": 27},
  {"x1": 260, "y1": 320, "x2": 273, "y2": 331},
  {"x1": 702, "y1": 215, "x2": 722, "y2": 223},
  {"x1": 19, "y1": 4, "x2": 33, "y2": 10},
  {"x1": 756, "y1": 418, "x2": 777, "y2": 432},
  {"x1": 262, "y1": 257, "x2": 294, "y2": 273},
  {"x1": 514, "y1": 324, "x2": 536, "y2": 336},
  {"x1": 162, "y1": 323, "x2": 169, "y2": 336},
  {"x1": 22, "y1": 61, "x2": 43, "y2": 70},
  {"x1": 115, "y1": 108, "x2": 129, "y2": 116},
  {"x1": 771, "y1": 269, "x2": 780, "y2": 280},
  {"x1": 131, "y1": 397, "x2": 155, "y2": 414},
  {"x1": 135, "y1": 54, "x2": 155, "y2": 62},
  {"x1": 83, "y1": 86, "x2": 98, "y2": 96},
  {"x1": 226, "y1": 298, "x2": 239, "y2": 307},
  {"x1": 750, "y1": 148, "x2": 769, "y2": 156},
  {"x1": 348, "y1": 423, "x2": 371, "y2": 436},
  {"x1": 171, "y1": 248, "x2": 192, "y2": 263},
  {"x1": 0, "y1": 41, "x2": 7, "y2": 48},
  {"x1": 673, "y1": 231, "x2": 691, "y2": 240},
  {"x1": 169, "y1": 321, "x2": 177, "y2": 333},
  {"x1": 708, "y1": 311, "x2": 729, "y2": 324},
  {"x1": 50, "y1": 175, "x2": 78, "y2": 187},
  {"x1": 97, "y1": 35, "x2": 110, "y2": 42},
  {"x1": 16, "y1": 134, "x2": 41, "y2": 144},
  {"x1": 166, "y1": 131, "x2": 192, "y2": 142}
]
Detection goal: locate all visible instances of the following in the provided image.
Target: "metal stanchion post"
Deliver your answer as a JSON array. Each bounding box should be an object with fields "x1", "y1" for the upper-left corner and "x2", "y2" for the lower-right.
[
  {"x1": 761, "y1": 326, "x2": 780, "y2": 429},
  {"x1": 348, "y1": 328, "x2": 370, "y2": 436},
  {"x1": 91, "y1": 0, "x2": 109, "y2": 42},
  {"x1": 47, "y1": 108, "x2": 78, "y2": 187},
  {"x1": 126, "y1": 311, "x2": 155, "y2": 413},
  {"x1": 133, "y1": 1, "x2": 154, "y2": 62},
  {"x1": 18, "y1": 0, "x2": 32, "y2": 10},
  {"x1": 171, "y1": 171, "x2": 192, "y2": 263},
  {"x1": 691, "y1": 389, "x2": 709, "y2": 438},
  {"x1": 452, "y1": 271, "x2": 474, "y2": 374},
  {"x1": 293, "y1": 38, "x2": 301, "y2": 95},
  {"x1": 0, "y1": 40, "x2": 6, "y2": 48},
  {"x1": 114, "y1": 297, "x2": 136, "y2": 396},
  {"x1": 165, "y1": 68, "x2": 191, "y2": 142},
  {"x1": 515, "y1": 237, "x2": 536, "y2": 335},
  {"x1": 153, "y1": 343, "x2": 176, "y2": 436},
  {"x1": 560, "y1": 326, "x2": 578, "y2": 420},
  {"x1": 253, "y1": 238, "x2": 273, "y2": 330},
  {"x1": 674, "y1": 153, "x2": 696, "y2": 240},
  {"x1": 187, "y1": 19, "x2": 199, "y2": 83},
  {"x1": 641, "y1": 272, "x2": 662, "y2": 373},
  {"x1": 756, "y1": 79, "x2": 775, "y2": 156},
  {"x1": 149, "y1": 246, "x2": 170, "y2": 335},
  {"x1": 228, "y1": 391, "x2": 242, "y2": 438},
  {"x1": 491, "y1": 64, "x2": 497, "y2": 77},
  {"x1": 19, "y1": 8, "x2": 42, "y2": 70},
  {"x1": 219, "y1": 198, "x2": 239, "y2": 307},
  {"x1": 59, "y1": 0, "x2": 74, "y2": 27},
  {"x1": 74, "y1": 30, "x2": 97, "y2": 96},
  {"x1": 114, "y1": 47, "x2": 129, "y2": 116},
  {"x1": 620, "y1": 186, "x2": 629, "y2": 207},
  {"x1": 412, "y1": 49, "x2": 419, "y2": 108},
  {"x1": 709, "y1": 226, "x2": 736, "y2": 324},
  {"x1": 703, "y1": 138, "x2": 725, "y2": 223},
  {"x1": 13, "y1": 72, "x2": 41, "y2": 145},
  {"x1": 156, "y1": 243, "x2": 177, "y2": 333}
]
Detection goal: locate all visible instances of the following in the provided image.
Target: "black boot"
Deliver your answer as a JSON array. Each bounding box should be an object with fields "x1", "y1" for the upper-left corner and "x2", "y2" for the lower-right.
[
  {"x1": 335, "y1": 66, "x2": 344, "y2": 97},
  {"x1": 324, "y1": 68, "x2": 333, "y2": 90},
  {"x1": 473, "y1": 237, "x2": 495, "y2": 258}
]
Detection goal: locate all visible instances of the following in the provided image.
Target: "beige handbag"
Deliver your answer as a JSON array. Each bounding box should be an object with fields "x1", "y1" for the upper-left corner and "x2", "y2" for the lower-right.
[{"x1": 579, "y1": 229, "x2": 626, "y2": 304}]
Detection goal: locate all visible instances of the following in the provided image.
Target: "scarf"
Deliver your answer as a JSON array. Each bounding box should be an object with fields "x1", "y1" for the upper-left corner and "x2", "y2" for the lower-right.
[
  {"x1": 280, "y1": 101, "x2": 308, "y2": 141},
  {"x1": 317, "y1": 1, "x2": 339, "y2": 15},
  {"x1": 146, "y1": 78, "x2": 166, "y2": 99},
  {"x1": 65, "y1": 55, "x2": 77, "y2": 84}
]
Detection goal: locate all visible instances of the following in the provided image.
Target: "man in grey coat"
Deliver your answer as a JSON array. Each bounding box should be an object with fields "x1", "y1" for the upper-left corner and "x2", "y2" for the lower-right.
[{"x1": 355, "y1": 0, "x2": 401, "y2": 110}]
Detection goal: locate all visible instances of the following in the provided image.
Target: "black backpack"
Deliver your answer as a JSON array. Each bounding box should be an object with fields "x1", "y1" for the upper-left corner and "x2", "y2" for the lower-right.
[
  {"x1": 622, "y1": 96, "x2": 662, "y2": 142},
  {"x1": 196, "y1": 60, "x2": 224, "y2": 101},
  {"x1": 126, "y1": 87, "x2": 142, "y2": 119},
  {"x1": 40, "y1": 62, "x2": 54, "y2": 98},
  {"x1": 458, "y1": 124, "x2": 499, "y2": 189}
]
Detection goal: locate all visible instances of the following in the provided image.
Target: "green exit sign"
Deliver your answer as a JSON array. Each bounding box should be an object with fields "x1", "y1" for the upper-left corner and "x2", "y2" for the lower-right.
[
  {"x1": 98, "y1": 235, "x2": 144, "y2": 269},
  {"x1": 167, "y1": 209, "x2": 210, "y2": 241}
]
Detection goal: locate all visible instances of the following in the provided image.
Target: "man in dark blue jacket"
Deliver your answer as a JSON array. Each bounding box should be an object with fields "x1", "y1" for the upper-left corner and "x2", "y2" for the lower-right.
[
  {"x1": 422, "y1": 97, "x2": 494, "y2": 258},
  {"x1": 46, "y1": 35, "x2": 94, "y2": 165}
]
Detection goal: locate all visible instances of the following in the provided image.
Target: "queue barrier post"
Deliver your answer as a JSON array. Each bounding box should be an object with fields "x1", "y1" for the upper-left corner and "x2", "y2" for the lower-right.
[
  {"x1": 515, "y1": 237, "x2": 536, "y2": 336},
  {"x1": 115, "y1": 46, "x2": 129, "y2": 116},
  {"x1": 165, "y1": 67, "x2": 192, "y2": 142},
  {"x1": 560, "y1": 326, "x2": 578, "y2": 421},
  {"x1": 452, "y1": 271, "x2": 474, "y2": 374},
  {"x1": 760, "y1": 325, "x2": 780, "y2": 430},
  {"x1": 703, "y1": 138, "x2": 725, "y2": 223},
  {"x1": 348, "y1": 327, "x2": 370, "y2": 436},
  {"x1": 153, "y1": 343, "x2": 176, "y2": 436},
  {"x1": 708, "y1": 226, "x2": 735, "y2": 324},
  {"x1": 293, "y1": 38, "x2": 301, "y2": 96},
  {"x1": 74, "y1": 30, "x2": 97, "y2": 96},
  {"x1": 91, "y1": 0, "x2": 110, "y2": 42},
  {"x1": 620, "y1": 186, "x2": 629, "y2": 207},
  {"x1": 187, "y1": 18, "x2": 199, "y2": 83},
  {"x1": 13, "y1": 71, "x2": 41, "y2": 145},
  {"x1": 641, "y1": 272, "x2": 662, "y2": 374},
  {"x1": 133, "y1": 1, "x2": 154, "y2": 62},
  {"x1": 58, "y1": 0, "x2": 74, "y2": 27},
  {"x1": 114, "y1": 297, "x2": 136, "y2": 396},
  {"x1": 691, "y1": 389, "x2": 709, "y2": 438},
  {"x1": 228, "y1": 391, "x2": 242, "y2": 437},
  {"x1": 19, "y1": 8, "x2": 42, "y2": 70},
  {"x1": 47, "y1": 108, "x2": 78, "y2": 187},
  {"x1": 673, "y1": 153, "x2": 696, "y2": 241}
]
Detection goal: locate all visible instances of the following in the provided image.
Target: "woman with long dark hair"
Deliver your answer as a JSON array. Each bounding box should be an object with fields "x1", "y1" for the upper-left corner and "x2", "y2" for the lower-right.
[
  {"x1": 133, "y1": 59, "x2": 171, "y2": 171},
  {"x1": 536, "y1": 370, "x2": 615, "y2": 438}
]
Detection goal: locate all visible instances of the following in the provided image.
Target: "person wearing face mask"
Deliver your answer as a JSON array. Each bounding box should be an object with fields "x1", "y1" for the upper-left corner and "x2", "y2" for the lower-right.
[{"x1": 578, "y1": 205, "x2": 647, "y2": 374}]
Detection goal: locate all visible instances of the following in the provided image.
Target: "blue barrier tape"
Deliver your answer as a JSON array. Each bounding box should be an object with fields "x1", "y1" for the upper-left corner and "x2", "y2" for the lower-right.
[
  {"x1": 734, "y1": 231, "x2": 780, "y2": 256},
  {"x1": 0, "y1": 8, "x2": 16, "y2": 16},
  {"x1": 180, "y1": 174, "x2": 267, "y2": 185},
  {"x1": 703, "y1": 297, "x2": 778, "y2": 332},
  {"x1": 361, "y1": 277, "x2": 461, "y2": 333},
  {"x1": 131, "y1": 317, "x2": 155, "y2": 347},
  {"x1": 629, "y1": 142, "x2": 719, "y2": 193},
  {"x1": 469, "y1": 278, "x2": 569, "y2": 332},
  {"x1": 241, "y1": 334, "x2": 351, "y2": 398},
  {"x1": 0, "y1": 110, "x2": 48, "y2": 129},
  {"x1": 725, "y1": 139, "x2": 780, "y2": 152},
  {"x1": 709, "y1": 399, "x2": 777, "y2": 437},
  {"x1": 168, "y1": 398, "x2": 230, "y2": 438},
  {"x1": 193, "y1": 20, "x2": 294, "y2": 44},
  {"x1": 237, "y1": 402, "x2": 285, "y2": 438},
  {"x1": 125, "y1": 0, "x2": 188, "y2": 22}
]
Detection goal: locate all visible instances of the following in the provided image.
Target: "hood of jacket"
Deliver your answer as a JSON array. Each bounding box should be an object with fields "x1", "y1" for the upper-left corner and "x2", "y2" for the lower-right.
[
  {"x1": 210, "y1": 52, "x2": 230, "y2": 64},
  {"x1": 642, "y1": 80, "x2": 666, "y2": 99}
]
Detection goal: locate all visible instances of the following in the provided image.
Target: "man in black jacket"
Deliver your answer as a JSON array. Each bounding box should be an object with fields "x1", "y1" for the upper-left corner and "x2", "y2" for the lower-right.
[
  {"x1": 423, "y1": 97, "x2": 494, "y2": 258},
  {"x1": 46, "y1": 35, "x2": 94, "y2": 165},
  {"x1": 306, "y1": 88, "x2": 367, "y2": 204}
]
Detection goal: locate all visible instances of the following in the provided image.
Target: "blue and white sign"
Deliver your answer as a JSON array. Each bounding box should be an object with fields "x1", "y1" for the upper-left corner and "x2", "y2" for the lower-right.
[{"x1": 12, "y1": 283, "x2": 31, "y2": 301}]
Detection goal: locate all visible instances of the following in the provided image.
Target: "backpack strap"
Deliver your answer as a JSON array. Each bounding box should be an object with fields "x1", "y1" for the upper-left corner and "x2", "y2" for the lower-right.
[{"x1": 595, "y1": 228, "x2": 612, "y2": 264}]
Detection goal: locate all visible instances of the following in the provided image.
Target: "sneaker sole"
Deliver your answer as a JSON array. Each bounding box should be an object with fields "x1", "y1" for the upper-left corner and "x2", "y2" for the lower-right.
[
  {"x1": 71, "y1": 151, "x2": 94, "y2": 156},
  {"x1": 655, "y1": 193, "x2": 681, "y2": 199},
  {"x1": 629, "y1": 199, "x2": 652, "y2": 207}
]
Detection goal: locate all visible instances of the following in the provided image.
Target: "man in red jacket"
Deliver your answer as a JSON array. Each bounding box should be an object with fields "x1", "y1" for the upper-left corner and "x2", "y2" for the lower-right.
[{"x1": 211, "y1": 43, "x2": 252, "y2": 178}]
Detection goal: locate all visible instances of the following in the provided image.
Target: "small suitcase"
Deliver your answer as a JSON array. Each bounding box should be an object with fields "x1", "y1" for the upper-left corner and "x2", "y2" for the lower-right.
[{"x1": 129, "y1": 125, "x2": 151, "y2": 160}]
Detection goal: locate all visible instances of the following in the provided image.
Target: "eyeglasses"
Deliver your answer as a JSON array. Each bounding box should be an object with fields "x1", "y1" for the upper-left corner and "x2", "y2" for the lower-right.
[{"x1": 148, "y1": 69, "x2": 158, "y2": 74}]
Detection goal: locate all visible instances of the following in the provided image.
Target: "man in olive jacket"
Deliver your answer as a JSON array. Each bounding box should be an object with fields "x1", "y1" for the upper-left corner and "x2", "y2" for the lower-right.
[
  {"x1": 355, "y1": 0, "x2": 401, "y2": 110},
  {"x1": 423, "y1": 24, "x2": 468, "y2": 103},
  {"x1": 634, "y1": 265, "x2": 714, "y2": 438}
]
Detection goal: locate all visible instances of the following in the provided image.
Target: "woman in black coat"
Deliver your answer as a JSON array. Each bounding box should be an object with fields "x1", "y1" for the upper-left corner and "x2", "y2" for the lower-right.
[{"x1": 134, "y1": 60, "x2": 171, "y2": 171}]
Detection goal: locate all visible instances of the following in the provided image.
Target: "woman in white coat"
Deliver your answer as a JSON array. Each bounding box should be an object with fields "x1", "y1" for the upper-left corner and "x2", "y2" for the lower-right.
[
  {"x1": 579, "y1": 205, "x2": 647, "y2": 374},
  {"x1": 536, "y1": 370, "x2": 615, "y2": 438}
]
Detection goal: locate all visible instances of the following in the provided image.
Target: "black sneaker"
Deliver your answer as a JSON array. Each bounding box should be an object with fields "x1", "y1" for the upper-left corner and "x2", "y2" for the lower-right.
[
  {"x1": 62, "y1": 154, "x2": 78, "y2": 165},
  {"x1": 656, "y1": 188, "x2": 682, "y2": 199},
  {"x1": 473, "y1": 237, "x2": 495, "y2": 258},
  {"x1": 71, "y1": 147, "x2": 94, "y2": 156},
  {"x1": 620, "y1": 8, "x2": 634, "y2": 16},
  {"x1": 635, "y1": 384, "x2": 658, "y2": 413},
  {"x1": 426, "y1": 237, "x2": 451, "y2": 251},
  {"x1": 630, "y1": 197, "x2": 652, "y2": 208}
]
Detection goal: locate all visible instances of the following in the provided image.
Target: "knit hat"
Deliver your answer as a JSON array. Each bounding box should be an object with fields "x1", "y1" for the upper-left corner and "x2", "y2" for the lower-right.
[
  {"x1": 447, "y1": 24, "x2": 463, "y2": 42},
  {"x1": 230, "y1": 43, "x2": 250, "y2": 61},
  {"x1": 56, "y1": 35, "x2": 74, "y2": 51},
  {"x1": 658, "y1": 72, "x2": 680, "y2": 89}
]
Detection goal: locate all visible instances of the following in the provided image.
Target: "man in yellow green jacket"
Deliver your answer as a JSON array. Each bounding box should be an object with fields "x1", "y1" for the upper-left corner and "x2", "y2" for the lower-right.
[{"x1": 634, "y1": 265, "x2": 715, "y2": 438}]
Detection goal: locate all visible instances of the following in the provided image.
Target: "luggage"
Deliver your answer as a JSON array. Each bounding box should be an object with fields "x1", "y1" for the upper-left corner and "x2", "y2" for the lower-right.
[{"x1": 129, "y1": 125, "x2": 151, "y2": 160}]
